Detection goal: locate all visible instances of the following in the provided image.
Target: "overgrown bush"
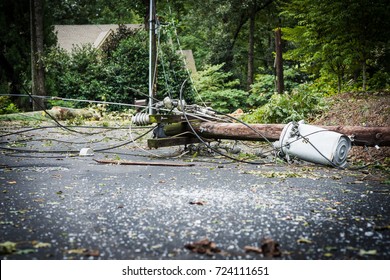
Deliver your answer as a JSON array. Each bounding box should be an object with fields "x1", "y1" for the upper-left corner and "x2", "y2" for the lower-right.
[
  {"x1": 45, "y1": 44, "x2": 108, "y2": 105},
  {"x1": 193, "y1": 63, "x2": 247, "y2": 113},
  {"x1": 243, "y1": 83, "x2": 327, "y2": 124},
  {"x1": 0, "y1": 96, "x2": 20, "y2": 115},
  {"x1": 248, "y1": 66, "x2": 309, "y2": 108},
  {"x1": 45, "y1": 26, "x2": 191, "y2": 111},
  {"x1": 368, "y1": 71, "x2": 390, "y2": 90}
]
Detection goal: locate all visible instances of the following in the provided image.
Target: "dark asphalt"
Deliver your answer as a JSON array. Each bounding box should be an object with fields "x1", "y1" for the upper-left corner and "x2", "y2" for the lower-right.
[{"x1": 0, "y1": 124, "x2": 389, "y2": 260}]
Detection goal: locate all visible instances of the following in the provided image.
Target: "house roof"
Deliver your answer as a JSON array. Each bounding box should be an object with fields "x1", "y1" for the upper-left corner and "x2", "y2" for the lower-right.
[
  {"x1": 54, "y1": 24, "x2": 142, "y2": 52},
  {"x1": 54, "y1": 24, "x2": 196, "y2": 73}
]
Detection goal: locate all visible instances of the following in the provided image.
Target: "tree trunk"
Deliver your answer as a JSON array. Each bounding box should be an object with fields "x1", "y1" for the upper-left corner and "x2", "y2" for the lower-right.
[
  {"x1": 31, "y1": 0, "x2": 46, "y2": 111},
  {"x1": 275, "y1": 27, "x2": 284, "y2": 94},
  {"x1": 362, "y1": 59, "x2": 367, "y2": 91},
  {"x1": 247, "y1": 5, "x2": 256, "y2": 90},
  {"x1": 337, "y1": 74, "x2": 342, "y2": 93}
]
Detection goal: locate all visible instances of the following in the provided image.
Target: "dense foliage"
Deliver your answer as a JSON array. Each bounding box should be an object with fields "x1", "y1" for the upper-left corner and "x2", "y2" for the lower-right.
[
  {"x1": 281, "y1": 0, "x2": 390, "y2": 92},
  {"x1": 45, "y1": 26, "x2": 191, "y2": 110},
  {"x1": 243, "y1": 83, "x2": 327, "y2": 123},
  {"x1": 192, "y1": 64, "x2": 248, "y2": 113},
  {"x1": 1, "y1": 0, "x2": 389, "y2": 120}
]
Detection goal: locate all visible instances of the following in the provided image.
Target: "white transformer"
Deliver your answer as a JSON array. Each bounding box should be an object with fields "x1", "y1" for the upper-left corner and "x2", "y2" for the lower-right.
[{"x1": 275, "y1": 120, "x2": 351, "y2": 167}]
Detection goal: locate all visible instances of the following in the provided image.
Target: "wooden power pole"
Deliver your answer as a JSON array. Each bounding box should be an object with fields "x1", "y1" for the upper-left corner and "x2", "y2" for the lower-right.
[
  {"x1": 30, "y1": 0, "x2": 46, "y2": 111},
  {"x1": 191, "y1": 122, "x2": 390, "y2": 147},
  {"x1": 275, "y1": 26, "x2": 284, "y2": 94}
]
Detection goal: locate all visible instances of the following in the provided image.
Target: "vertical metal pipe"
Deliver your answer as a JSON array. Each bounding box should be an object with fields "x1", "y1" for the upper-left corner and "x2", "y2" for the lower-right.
[{"x1": 148, "y1": 0, "x2": 155, "y2": 115}]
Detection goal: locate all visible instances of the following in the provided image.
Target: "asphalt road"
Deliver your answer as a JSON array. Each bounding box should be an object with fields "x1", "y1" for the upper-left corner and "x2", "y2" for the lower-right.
[{"x1": 0, "y1": 123, "x2": 389, "y2": 260}]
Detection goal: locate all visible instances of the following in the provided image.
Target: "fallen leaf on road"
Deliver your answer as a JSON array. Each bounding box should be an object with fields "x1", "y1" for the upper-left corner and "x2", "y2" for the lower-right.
[
  {"x1": 33, "y1": 242, "x2": 51, "y2": 248},
  {"x1": 359, "y1": 249, "x2": 377, "y2": 256},
  {"x1": 261, "y1": 238, "x2": 281, "y2": 257},
  {"x1": 297, "y1": 237, "x2": 313, "y2": 244},
  {"x1": 374, "y1": 225, "x2": 390, "y2": 231},
  {"x1": 244, "y1": 246, "x2": 262, "y2": 254},
  {"x1": 85, "y1": 250, "x2": 100, "y2": 257},
  {"x1": 244, "y1": 238, "x2": 281, "y2": 257},
  {"x1": 15, "y1": 249, "x2": 36, "y2": 255},
  {"x1": 0, "y1": 241, "x2": 17, "y2": 254},
  {"x1": 184, "y1": 238, "x2": 221, "y2": 256},
  {"x1": 189, "y1": 201, "x2": 206, "y2": 206},
  {"x1": 66, "y1": 248, "x2": 87, "y2": 254}
]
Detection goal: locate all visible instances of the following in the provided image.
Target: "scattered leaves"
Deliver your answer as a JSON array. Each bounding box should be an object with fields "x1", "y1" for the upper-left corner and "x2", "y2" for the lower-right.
[
  {"x1": 10, "y1": 209, "x2": 29, "y2": 215},
  {"x1": 65, "y1": 248, "x2": 100, "y2": 257},
  {"x1": 246, "y1": 170, "x2": 321, "y2": 180}
]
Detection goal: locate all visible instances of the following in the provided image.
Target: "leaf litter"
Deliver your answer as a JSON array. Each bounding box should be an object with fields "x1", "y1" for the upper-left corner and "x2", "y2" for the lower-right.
[
  {"x1": 184, "y1": 238, "x2": 223, "y2": 256},
  {"x1": 244, "y1": 238, "x2": 282, "y2": 258}
]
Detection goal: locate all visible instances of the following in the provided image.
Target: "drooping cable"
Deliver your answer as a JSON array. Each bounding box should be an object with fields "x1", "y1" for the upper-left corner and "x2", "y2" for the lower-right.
[
  {"x1": 179, "y1": 79, "x2": 272, "y2": 165},
  {"x1": 0, "y1": 125, "x2": 156, "y2": 155},
  {"x1": 20, "y1": 85, "x2": 98, "y2": 135}
]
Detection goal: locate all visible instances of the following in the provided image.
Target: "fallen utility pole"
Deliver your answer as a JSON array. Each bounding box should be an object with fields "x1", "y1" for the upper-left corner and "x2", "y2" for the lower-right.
[{"x1": 191, "y1": 122, "x2": 390, "y2": 147}]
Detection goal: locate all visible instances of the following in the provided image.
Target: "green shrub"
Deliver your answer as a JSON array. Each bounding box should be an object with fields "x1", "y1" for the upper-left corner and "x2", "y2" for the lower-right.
[
  {"x1": 243, "y1": 83, "x2": 327, "y2": 124},
  {"x1": 247, "y1": 73, "x2": 275, "y2": 107},
  {"x1": 193, "y1": 63, "x2": 247, "y2": 112},
  {"x1": 248, "y1": 66, "x2": 309, "y2": 108},
  {"x1": 198, "y1": 89, "x2": 248, "y2": 113},
  {"x1": 45, "y1": 27, "x2": 191, "y2": 111},
  {"x1": 0, "y1": 96, "x2": 20, "y2": 115},
  {"x1": 368, "y1": 71, "x2": 390, "y2": 90},
  {"x1": 45, "y1": 45, "x2": 108, "y2": 105}
]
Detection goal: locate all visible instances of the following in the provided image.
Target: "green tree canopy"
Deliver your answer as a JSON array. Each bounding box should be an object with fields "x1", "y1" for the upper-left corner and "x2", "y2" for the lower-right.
[{"x1": 281, "y1": 0, "x2": 390, "y2": 91}]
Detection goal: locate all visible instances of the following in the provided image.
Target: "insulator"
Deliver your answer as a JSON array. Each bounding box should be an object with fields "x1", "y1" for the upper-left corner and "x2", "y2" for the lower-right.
[
  {"x1": 163, "y1": 96, "x2": 174, "y2": 109},
  {"x1": 177, "y1": 99, "x2": 186, "y2": 111},
  {"x1": 198, "y1": 107, "x2": 215, "y2": 116},
  {"x1": 132, "y1": 113, "x2": 151, "y2": 126}
]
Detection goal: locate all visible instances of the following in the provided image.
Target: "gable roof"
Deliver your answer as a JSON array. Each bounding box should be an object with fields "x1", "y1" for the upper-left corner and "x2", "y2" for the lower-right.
[{"x1": 54, "y1": 24, "x2": 142, "y2": 52}]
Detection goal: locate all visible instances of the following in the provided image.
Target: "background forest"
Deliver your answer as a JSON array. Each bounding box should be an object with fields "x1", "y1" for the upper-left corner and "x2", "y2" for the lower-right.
[{"x1": 1, "y1": 0, "x2": 389, "y2": 123}]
